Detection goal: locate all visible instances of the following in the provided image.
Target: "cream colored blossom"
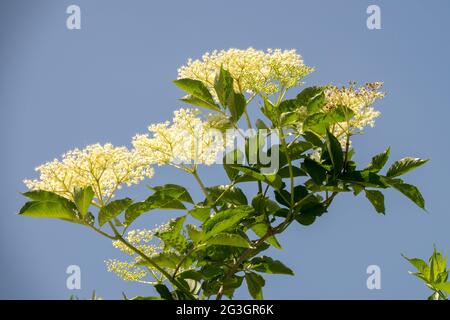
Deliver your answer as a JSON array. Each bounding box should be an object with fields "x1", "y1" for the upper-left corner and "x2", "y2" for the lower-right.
[
  {"x1": 106, "y1": 227, "x2": 170, "y2": 284},
  {"x1": 105, "y1": 259, "x2": 149, "y2": 283},
  {"x1": 133, "y1": 108, "x2": 226, "y2": 167},
  {"x1": 24, "y1": 143, "x2": 154, "y2": 203},
  {"x1": 178, "y1": 48, "x2": 314, "y2": 97},
  {"x1": 324, "y1": 82, "x2": 385, "y2": 141}
]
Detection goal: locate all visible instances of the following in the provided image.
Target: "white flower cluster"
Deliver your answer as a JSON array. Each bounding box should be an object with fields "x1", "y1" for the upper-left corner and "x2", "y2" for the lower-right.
[
  {"x1": 324, "y1": 82, "x2": 385, "y2": 139},
  {"x1": 133, "y1": 108, "x2": 226, "y2": 167},
  {"x1": 23, "y1": 143, "x2": 154, "y2": 203},
  {"x1": 178, "y1": 48, "x2": 314, "y2": 97},
  {"x1": 106, "y1": 227, "x2": 170, "y2": 284}
]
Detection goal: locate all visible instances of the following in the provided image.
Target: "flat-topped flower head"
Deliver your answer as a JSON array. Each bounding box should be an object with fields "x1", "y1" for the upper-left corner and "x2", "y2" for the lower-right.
[
  {"x1": 324, "y1": 82, "x2": 385, "y2": 139},
  {"x1": 23, "y1": 143, "x2": 154, "y2": 203},
  {"x1": 178, "y1": 48, "x2": 314, "y2": 97},
  {"x1": 132, "y1": 108, "x2": 226, "y2": 168}
]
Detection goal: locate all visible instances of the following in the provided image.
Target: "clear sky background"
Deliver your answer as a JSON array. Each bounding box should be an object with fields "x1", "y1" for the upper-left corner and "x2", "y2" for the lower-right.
[{"x1": 1, "y1": 0, "x2": 449, "y2": 299}]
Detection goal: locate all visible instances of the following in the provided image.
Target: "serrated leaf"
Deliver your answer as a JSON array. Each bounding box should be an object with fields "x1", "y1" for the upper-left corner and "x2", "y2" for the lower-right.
[
  {"x1": 125, "y1": 192, "x2": 186, "y2": 226},
  {"x1": 228, "y1": 90, "x2": 246, "y2": 123},
  {"x1": 186, "y1": 224, "x2": 203, "y2": 243},
  {"x1": 386, "y1": 157, "x2": 428, "y2": 178},
  {"x1": 296, "y1": 86, "x2": 326, "y2": 114},
  {"x1": 74, "y1": 186, "x2": 94, "y2": 217},
  {"x1": 326, "y1": 129, "x2": 344, "y2": 175},
  {"x1": 188, "y1": 206, "x2": 211, "y2": 222},
  {"x1": 202, "y1": 206, "x2": 253, "y2": 239},
  {"x1": 245, "y1": 272, "x2": 265, "y2": 300},
  {"x1": 387, "y1": 180, "x2": 426, "y2": 210},
  {"x1": 98, "y1": 198, "x2": 133, "y2": 227},
  {"x1": 403, "y1": 255, "x2": 429, "y2": 274},
  {"x1": 365, "y1": 147, "x2": 390, "y2": 172},
  {"x1": 205, "y1": 233, "x2": 252, "y2": 248},
  {"x1": 251, "y1": 223, "x2": 282, "y2": 249},
  {"x1": 248, "y1": 256, "x2": 294, "y2": 275},
  {"x1": 206, "y1": 185, "x2": 248, "y2": 206},
  {"x1": 157, "y1": 216, "x2": 189, "y2": 252},
  {"x1": 19, "y1": 200, "x2": 77, "y2": 220},
  {"x1": 434, "y1": 282, "x2": 450, "y2": 294},
  {"x1": 173, "y1": 78, "x2": 217, "y2": 107},
  {"x1": 154, "y1": 284, "x2": 173, "y2": 300},
  {"x1": 179, "y1": 94, "x2": 221, "y2": 112},
  {"x1": 231, "y1": 165, "x2": 283, "y2": 189},
  {"x1": 214, "y1": 66, "x2": 234, "y2": 107},
  {"x1": 364, "y1": 190, "x2": 385, "y2": 214},
  {"x1": 152, "y1": 184, "x2": 194, "y2": 204},
  {"x1": 302, "y1": 158, "x2": 327, "y2": 184}
]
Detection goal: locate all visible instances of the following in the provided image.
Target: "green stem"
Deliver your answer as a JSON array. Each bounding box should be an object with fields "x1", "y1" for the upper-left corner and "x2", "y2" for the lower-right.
[
  {"x1": 192, "y1": 170, "x2": 218, "y2": 212},
  {"x1": 107, "y1": 222, "x2": 196, "y2": 300}
]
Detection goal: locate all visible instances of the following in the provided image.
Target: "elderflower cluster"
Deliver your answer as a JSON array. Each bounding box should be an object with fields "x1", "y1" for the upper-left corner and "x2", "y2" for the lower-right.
[
  {"x1": 106, "y1": 226, "x2": 170, "y2": 284},
  {"x1": 105, "y1": 259, "x2": 149, "y2": 283},
  {"x1": 132, "y1": 108, "x2": 227, "y2": 167},
  {"x1": 178, "y1": 48, "x2": 314, "y2": 97},
  {"x1": 324, "y1": 82, "x2": 385, "y2": 140},
  {"x1": 23, "y1": 143, "x2": 154, "y2": 202}
]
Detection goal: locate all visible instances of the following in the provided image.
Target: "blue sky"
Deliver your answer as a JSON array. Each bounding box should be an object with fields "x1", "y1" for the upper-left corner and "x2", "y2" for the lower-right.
[{"x1": 1, "y1": 0, "x2": 449, "y2": 299}]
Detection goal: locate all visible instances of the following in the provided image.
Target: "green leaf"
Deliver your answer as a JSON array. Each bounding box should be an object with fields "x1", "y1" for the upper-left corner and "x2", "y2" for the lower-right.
[
  {"x1": 20, "y1": 191, "x2": 78, "y2": 220},
  {"x1": 19, "y1": 199, "x2": 77, "y2": 220},
  {"x1": 365, "y1": 147, "x2": 390, "y2": 172},
  {"x1": 178, "y1": 270, "x2": 203, "y2": 282},
  {"x1": 303, "y1": 112, "x2": 329, "y2": 135},
  {"x1": 22, "y1": 190, "x2": 69, "y2": 202},
  {"x1": 154, "y1": 284, "x2": 173, "y2": 300},
  {"x1": 325, "y1": 129, "x2": 344, "y2": 175},
  {"x1": 205, "y1": 233, "x2": 252, "y2": 248},
  {"x1": 98, "y1": 198, "x2": 133, "y2": 227},
  {"x1": 327, "y1": 105, "x2": 355, "y2": 123},
  {"x1": 296, "y1": 86, "x2": 326, "y2": 114},
  {"x1": 223, "y1": 149, "x2": 245, "y2": 180},
  {"x1": 173, "y1": 78, "x2": 218, "y2": 110},
  {"x1": 206, "y1": 185, "x2": 248, "y2": 206},
  {"x1": 251, "y1": 194, "x2": 280, "y2": 215},
  {"x1": 214, "y1": 66, "x2": 233, "y2": 107},
  {"x1": 402, "y1": 254, "x2": 429, "y2": 274},
  {"x1": 386, "y1": 157, "x2": 428, "y2": 178},
  {"x1": 341, "y1": 171, "x2": 387, "y2": 188},
  {"x1": 188, "y1": 206, "x2": 211, "y2": 222},
  {"x1": 152, "y1": 184, "x2": 194, "y2": 204},
  {"x1": 287, "y1": 141, "x2": 314, "y2": 160},
  {"x1": 73, "y1": 186, "x2": 94, "y2": 217},
  {"x1": 186, "y1": 224, "x2": 203, "y2": 243},
  {"x1": 228, "y1": 90, "x2": 246, "y2": 123},
  {"x1": 157, "y1": 216, "x2": 189, "y2": 252},
  {"x1": 430, "y1": 246, "x2": 447, "y2": 281},
  {"x1": 251, "y1": 223, "x2": 282, "y2": 249},
  {"x1": 245, "y1": 272, "x2": 265, "y2": 300},
  {"x1": 179, "y1": 95, "x2": 221, "y2": 112},
  {"x1": 202, "y1": 206, "x2": 254, "y2": 239},
  {"x1": 125, "y1": 192, "x2": 186, "y2": 226},
  {"x1": 248, "y1": 256, "x2": 294, "y2": 275},
  {"x1": 387, "y1": 180, "x2": 426, "y2": 210},
  {"x1": 434, "y1": 282, "x2": 450, "y2": 294},
  {"x1": 141, "y1": 252, "x2": 183, "y2": 269},
  {"x1": 364, "y1": 190, "x2": 385, "y2": 214},
  {"x1": 231, "y1": 165, "x2": 283, "y2": 189},
  {"x1": 302, "y1": 130, "x2": 323, "y2": 147},
  {"x1": 302, "y1": 158, "x2": 327, "y2": 185}
]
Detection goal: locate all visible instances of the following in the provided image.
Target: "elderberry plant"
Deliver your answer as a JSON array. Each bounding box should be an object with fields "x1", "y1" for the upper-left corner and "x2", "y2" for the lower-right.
[{"x1": 19, "y1": 48, "x2": 428, "y2": 300}]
